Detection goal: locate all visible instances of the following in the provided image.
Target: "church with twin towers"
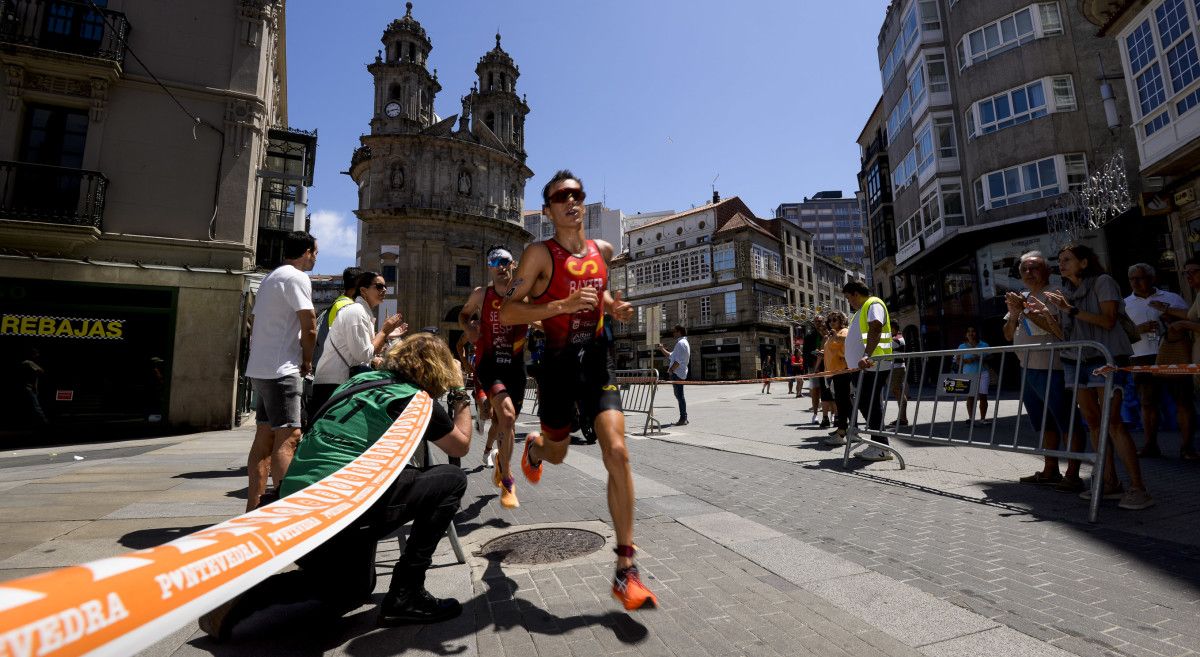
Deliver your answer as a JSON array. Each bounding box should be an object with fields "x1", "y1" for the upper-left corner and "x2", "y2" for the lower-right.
[{"x1": 349, "y1": 2, "x2": 533, "y2": 347}]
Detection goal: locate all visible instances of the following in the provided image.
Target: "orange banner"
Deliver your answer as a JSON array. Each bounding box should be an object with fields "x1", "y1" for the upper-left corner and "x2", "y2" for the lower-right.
[
  {"x1": 0, "y1": 392, "x2": 433, "y2": 657},
  {"x1": 1094, "y1": 363, "x2": 1200, "y2": 376}
]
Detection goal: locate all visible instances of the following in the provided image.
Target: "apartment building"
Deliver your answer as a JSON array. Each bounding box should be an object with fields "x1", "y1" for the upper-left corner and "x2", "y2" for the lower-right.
[{"x1": 0, "y1": 0, "x2": 313, "y2": 433}]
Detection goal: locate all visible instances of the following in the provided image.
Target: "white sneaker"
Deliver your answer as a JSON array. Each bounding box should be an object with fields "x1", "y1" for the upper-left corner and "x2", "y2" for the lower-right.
[
  {"x1": 486, "y1": 448, "x2": 498, "y2": 468},
  {"x1": 823, "y1": 432, "x2": 847, "y2": 446},
  {"x1": 855, "y1": 446, "x2": 894, "y2": 462}
]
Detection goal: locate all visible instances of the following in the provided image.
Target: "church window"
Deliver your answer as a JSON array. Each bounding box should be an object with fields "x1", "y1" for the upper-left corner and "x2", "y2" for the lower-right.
[
  {"x1": 485, "y1": 112, "x2": 495, "y2": 133},
  {"x1": 455, "y1": 265, "x2": 471, "y2": 287},
  {"x1": 489, "y1": 72, "x2": 495, "y2": 90},
  {"x1": 407, "y1": 42, "x2": 415, "y2": 61}
]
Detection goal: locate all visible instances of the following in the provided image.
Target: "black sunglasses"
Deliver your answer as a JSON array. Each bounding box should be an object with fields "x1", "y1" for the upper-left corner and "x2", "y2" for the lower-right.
[
  {"x1": 547, "y1": 187, "x2": 585, "y2": 204},
  {"x1": 370, "y1": 283, "x2": 387, "y2": 291}
]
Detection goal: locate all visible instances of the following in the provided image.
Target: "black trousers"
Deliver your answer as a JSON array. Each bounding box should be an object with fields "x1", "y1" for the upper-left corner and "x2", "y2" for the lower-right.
[
  {"x1": 832, "y1": 372, "x2": 854, "y2": 431},
  {"x1": 856, "y1": 370, "x2": 891, "y2": 445},
  {"x1": 236, "y1": 463, "x2": 467, "y2": 614}
]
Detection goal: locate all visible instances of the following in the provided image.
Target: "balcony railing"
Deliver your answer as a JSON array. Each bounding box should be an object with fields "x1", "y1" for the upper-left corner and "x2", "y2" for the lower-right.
[
  {"x1": 0, "y1": 160, "x2": 107, "y2": 228},
  {"x1": 0, "y1": 0, "x2": 130, "y2": 65}
]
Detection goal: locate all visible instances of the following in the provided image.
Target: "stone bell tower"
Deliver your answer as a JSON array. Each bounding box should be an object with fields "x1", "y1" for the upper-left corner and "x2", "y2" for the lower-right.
[
  {"x1": 471, "y1": 33, "x2": 530, "y2": 162},
  {"x1": 349, "y1": 3, "x2": 533, "y2": 342}
]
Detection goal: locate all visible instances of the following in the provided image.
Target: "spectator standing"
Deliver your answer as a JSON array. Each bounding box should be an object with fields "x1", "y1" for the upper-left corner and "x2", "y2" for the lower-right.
[
  {"x1": 802, "y1": 323, "x2": 824, "y2": 421},
  {"x1": 789, "y1": 349, "x2": 803, "y2": 396},
  {"x1": 955, "y1": 327, "x2": 991, "y2": 426},
  {"x1": 312, "y1": 271, "x2": 405, "y2": 414},
  {"x1": 886, "y1": 320, "x2": 910, "y2": 427},
  {"x1": 1044, "y1": 243, "x2": 1154, "y2": 510},
  {"x1": 244, "y1": 231, "x2": 318, "y2": 511},
  {"x1": 1124, "y1": 263, "x2": 1193, "y2": 459},
  {"x1": 1153, "y1": 255, "x2": 1200, "y2": 460},
  {"x1": 821, "y1": 312, "x2": 852, "y2": 446},
  {"x1": 656, "y1": 325, "x2": 691, "y2": 425},
  {"x1": 1004, "y1": 251, "x2": 1083, "y2": 490},
  {"x1": 199, "y1": 334, "x2": 473, "y2": 639},
  {"x1": 842, "y1": 281, "x2": 894, "y2": 461}
]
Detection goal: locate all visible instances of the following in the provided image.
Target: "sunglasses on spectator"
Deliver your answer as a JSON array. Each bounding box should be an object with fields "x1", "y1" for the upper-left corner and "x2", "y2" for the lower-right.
[
  {"x1": 371, "y1": 283, "x2": 387, "y2": 291},
  {"x1": 487, "y1": 257, "x2": 513, "y2": 268},
  {"x1": 548, "y1": 187, "x2": 585, "y2": 204}
]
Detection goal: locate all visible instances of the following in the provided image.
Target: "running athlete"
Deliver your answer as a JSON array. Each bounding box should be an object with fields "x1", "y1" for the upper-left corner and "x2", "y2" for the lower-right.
[
  {"x1": 460, "y1": 246, "x2": 527, "y2": 509},
  {"x1": 499, "y1": 169, "x2": 658, "y2": 611}
]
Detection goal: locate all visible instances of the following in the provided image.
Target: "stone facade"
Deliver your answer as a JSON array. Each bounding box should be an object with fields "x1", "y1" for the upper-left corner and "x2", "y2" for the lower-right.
[{"x1": 349, "y1": 4, "x2": 531, "y2": 341}]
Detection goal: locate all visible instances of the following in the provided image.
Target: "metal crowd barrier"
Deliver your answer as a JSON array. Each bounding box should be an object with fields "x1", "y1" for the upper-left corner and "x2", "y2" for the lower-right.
[
  {"x1": 842, "y1": 340, "x2": 1116, "y2": 522},
  {"x1": 615, "y1": 368, "x2": 663, "y2": 436}
]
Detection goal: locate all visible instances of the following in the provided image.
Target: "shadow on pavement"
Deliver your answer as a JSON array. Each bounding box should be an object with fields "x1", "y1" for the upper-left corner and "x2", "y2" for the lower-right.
[
  {"x1": 174, "y1": 466, "x2": 248, "y2": 480},
  {"x1": 187, "y1": 554, "x2": 647, "y2": 656},
  {"x1": 119, "y1": 524, "x2": 217, "y2": 550}
]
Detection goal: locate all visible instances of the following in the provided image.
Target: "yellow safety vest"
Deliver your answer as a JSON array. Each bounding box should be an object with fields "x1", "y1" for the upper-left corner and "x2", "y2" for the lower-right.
[{"x1": 857, "y1": 296, "x2": 892, "y2": 357}]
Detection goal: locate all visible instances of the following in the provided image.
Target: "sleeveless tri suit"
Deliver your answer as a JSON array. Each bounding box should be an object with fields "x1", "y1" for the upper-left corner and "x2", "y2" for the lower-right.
[
  {"x1": 531, "y1": 239, "x2": 622, "y2": 439},
  {"x1": 474, "y1": 286, "x2": 528, "y2": 411}
]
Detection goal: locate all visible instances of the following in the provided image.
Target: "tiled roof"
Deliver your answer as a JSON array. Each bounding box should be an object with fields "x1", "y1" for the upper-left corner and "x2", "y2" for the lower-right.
[
  {"x1": 627, "y1": 199, "x2": 726, "y2": 232},
  {"x1": 717, "y1": 212, "x2": 777, "y2": 240}
]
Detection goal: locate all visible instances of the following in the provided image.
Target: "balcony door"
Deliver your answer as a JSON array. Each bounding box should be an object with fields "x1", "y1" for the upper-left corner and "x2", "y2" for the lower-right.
[
  {"x1": 41, "y1": 0, "x2": 108, "y2": 57},
  {"x1": 15, "y1": 104, "x2": 89, "y2": 219}
]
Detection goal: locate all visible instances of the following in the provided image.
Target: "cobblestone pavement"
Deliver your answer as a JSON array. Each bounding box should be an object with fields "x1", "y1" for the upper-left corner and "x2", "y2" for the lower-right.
[{"x1": 0, "y1": 381, "x2": 1196, "y2": 657}]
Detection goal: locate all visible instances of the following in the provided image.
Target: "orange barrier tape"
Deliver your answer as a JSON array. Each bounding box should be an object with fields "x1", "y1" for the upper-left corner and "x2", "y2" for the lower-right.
[
  {"x1": 0, "y1": 392, "x2": 433, "y2": 657},
  {"x1": 617, "y1": 367, "x2": 862, "y2": 385},
  {"x1": 1093, "y1": 363, "x2": 1200, "y2": 376}
]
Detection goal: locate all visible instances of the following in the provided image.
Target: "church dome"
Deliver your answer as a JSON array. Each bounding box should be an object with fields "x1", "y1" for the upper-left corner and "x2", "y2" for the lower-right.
[
  {"x1": 385, "y1": 2, "x2": 431, "y2": 47},
  {"x1": 477, "y1": 33, "x2": 516, "y2": 70}
]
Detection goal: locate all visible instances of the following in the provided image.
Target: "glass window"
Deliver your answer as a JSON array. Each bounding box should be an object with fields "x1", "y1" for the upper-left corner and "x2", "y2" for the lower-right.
[
  {"x1": 919, "y1": 0, "x2": 940, "y2": 31},
  {"x1": 1156, "y1": 0, "x2": 1190, "y2": 47},
  {"x1": 724, "y1": 292, "x2": 737, "y2": 316},
  {"x1": 970, "y1": 78, "x2": 1052, "y2": 136},
  {"x1": 455, "y1": 265, "x2": 471, "y2": 287},
  {"x1": 927, "y1": 53, "x2": 949, "y2": 93},
  {"x1": 1127, "y1": 19, "x2": 1157, "y2": 73},
  {"x1": 1167, "y1": 34, "x2": 1200, "y2": 93},
  {"x1": 934, "y1": 116, "x2": 957, "y2": 157},
  {"x1": 978, "y1": 155, "x2": 1071, "y2": 209},
  {"x1": 961, "y1": 3, "x2": 1059, "y2": 68},
  {"x1": 1137, "y1": 63, "x2": 1168, "y2": 116}
]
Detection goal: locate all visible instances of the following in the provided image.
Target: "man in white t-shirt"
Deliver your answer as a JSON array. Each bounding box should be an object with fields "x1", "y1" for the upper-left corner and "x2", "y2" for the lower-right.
[
  {"x1": 657, "y1": 325, "x2": 691, "y2": 425},
  {"x1": 1124, "y1": 262, "x2": 1191, "y2": 458},
  {"x1": 842, "y1": 280, "x2": 893, "y2": 461},
  {"x1": 244, "y1": 230, "x2": 318, "y2": 510}
]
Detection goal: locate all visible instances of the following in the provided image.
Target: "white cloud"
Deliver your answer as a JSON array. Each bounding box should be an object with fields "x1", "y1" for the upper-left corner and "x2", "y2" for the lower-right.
[{"x1": 309, "y1": 209, "x2": 358, "y2": 261}]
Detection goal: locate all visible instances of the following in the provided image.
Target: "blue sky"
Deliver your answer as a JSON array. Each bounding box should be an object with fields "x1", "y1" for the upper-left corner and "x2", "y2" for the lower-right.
[{"x1": 286, "y1": 1, "x2": 886, "y2": 275}]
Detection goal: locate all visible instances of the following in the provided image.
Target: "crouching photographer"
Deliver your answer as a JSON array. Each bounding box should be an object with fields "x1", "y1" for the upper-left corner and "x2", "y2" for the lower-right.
[{"x1": 200, "y1": 332, "x2": 473, "y2": 641}]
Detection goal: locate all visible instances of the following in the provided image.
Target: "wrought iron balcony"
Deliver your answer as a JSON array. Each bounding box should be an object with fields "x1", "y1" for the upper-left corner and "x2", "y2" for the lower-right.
[
  {"x1": 0, "y1": 160, "x2": 107, "y2": 228},
  {"x1": 0, "y1": 0, "x2": 130, "y2": 65}
]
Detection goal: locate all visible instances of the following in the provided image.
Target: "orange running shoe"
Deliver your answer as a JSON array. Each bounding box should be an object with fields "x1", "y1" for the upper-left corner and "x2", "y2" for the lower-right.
[
  {"x1": 520, "y1": 434, "x2": 542, "y2": 484},
  {"x1": 612, "y1": 565, "x2": 658, "y2": 610},
  {"x1": 498, "y1": 476, "x2": 519, "y2": 509}
]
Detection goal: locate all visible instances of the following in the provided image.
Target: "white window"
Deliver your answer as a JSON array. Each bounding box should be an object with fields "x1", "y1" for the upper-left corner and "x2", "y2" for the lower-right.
[
  {"x1": 724, "y1": 292, "x2": 737, "y2": 316},
  {"x1": 700, "y1": 295, "x2": 710, "y2": 319},
  {"x1": 975, "y1": 154, "x2": 1087, "y2": 210},
  {"x1": 678, "y1": 299, "x2": 687, "y2": 322},
  {"x1": 909, "y1": 65, "x2": 927, "y2": 112},
  {"x1": 1122, "y1": 0, "x2": 1200, "y2": 137},
  {"x1": 713, "y1": 243, "x2": 735, "y2": 270},
  {"x1": 926, "y1": 52, "x2": 950, "y2": 94},
  {"x1": 887, "y1": 88, "x2": 913, "y2": 137},
  {"x1": 964, "y1": 76, "x2": 1075, "y2": 138},
  {"x1": 891, "y1": 147, "x2": 919, "y2": 192},
  {"x1": 957, "y1": 3, "x2": 1063, "y2": 70},
  {"x1": 919, "y1": 0, "x2": 941, "y2": 32},
  {"x1": 934, "y1": 115, "x2": 957, "y2": 157},
  {"x1": 881, "y1": 4, "x2": 920, "y2": 85},
  {"x1": 916, "y1": 123, "x2": 936, "y2": 173}
]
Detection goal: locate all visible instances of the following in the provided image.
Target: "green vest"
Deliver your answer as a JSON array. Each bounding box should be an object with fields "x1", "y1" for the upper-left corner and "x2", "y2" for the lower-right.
[
  {"x1": 857, "y1": 296, "x2": 893, "y2": 357},
  {"x1": 279, "y1": 370, "x2": 419, "y2": 497}
]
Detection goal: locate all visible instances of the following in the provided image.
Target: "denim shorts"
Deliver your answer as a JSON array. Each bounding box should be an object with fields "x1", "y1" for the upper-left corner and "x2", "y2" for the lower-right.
[
  {"x1": 1061, "y1": 359, "x2": 1129, "y2": 390},
  {"x1": 251, "y1": 374, "x2": 304, "y2": 429}
]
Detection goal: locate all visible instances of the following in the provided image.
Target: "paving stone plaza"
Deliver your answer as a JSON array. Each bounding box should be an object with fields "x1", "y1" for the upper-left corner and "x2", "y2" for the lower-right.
[{"x1": 1, "y1": 383, "x2": 1198, "y2": 657}]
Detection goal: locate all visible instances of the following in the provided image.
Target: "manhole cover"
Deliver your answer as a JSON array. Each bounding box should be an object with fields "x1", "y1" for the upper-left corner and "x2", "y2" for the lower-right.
[{"x1": 479, "y1": 528, "x2": 606, "y2": 565}]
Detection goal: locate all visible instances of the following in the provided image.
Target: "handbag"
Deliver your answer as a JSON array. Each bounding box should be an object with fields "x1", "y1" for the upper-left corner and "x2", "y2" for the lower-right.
[
  {"x1": 1155, "y1": 327, "x2": 1192, "y2": 371},
  {"x1": 331, "y1": 338, "x2": 372, "y2": 377}
]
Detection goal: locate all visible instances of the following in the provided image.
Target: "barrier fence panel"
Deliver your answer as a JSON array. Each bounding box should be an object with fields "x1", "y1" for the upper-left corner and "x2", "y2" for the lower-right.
[
  {"x1": 615, "y1": 369, "x2": 663, "y2": 436},
  {"x1": 842, "y1": 340, "x2": 1115, "y2": 523}
]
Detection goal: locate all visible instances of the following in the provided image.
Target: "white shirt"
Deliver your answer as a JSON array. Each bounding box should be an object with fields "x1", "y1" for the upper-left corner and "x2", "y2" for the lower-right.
[
  {"x1": 1124, "y1": 288, "x2": 1187, "y2": 357},
  {"x1": 315, "y1": 298, "x2": 377, "y2": 384},
  {"x1": 246, "y1": 265, "x2": 314, "y2": 379},
  {"x1": 669, "y1": 337, "x2": 691, "y2": 380},
  {"x1": 845, "y1": 300, "x2": 890, "y2": 371}
]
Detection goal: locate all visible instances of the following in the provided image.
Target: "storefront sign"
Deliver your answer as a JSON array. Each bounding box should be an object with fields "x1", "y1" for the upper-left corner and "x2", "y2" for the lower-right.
[
  {"x1": 1, "y1": 315, "x2": 124, "y2": 340},
  {"x1": 976, "y1": 235, "x2": 1056, "y2": 299},
  {"x1": 55, "y1": 391, "x2": 74, "y2": 402},
  {"x1": 895, "y1": 238, "x2": 922, "y2": 265}
]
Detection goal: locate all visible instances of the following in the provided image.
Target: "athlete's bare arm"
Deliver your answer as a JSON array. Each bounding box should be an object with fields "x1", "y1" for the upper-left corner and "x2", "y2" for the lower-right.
[
  {"x1": 499, "y1": 242, "x2": 597, "y2": 325},
  {"x1": 595, "y1": 239, "x2": 634, "y2": 322},
  {"x1": 459, "y1": 286, "x2": 486, "y2": 342}
]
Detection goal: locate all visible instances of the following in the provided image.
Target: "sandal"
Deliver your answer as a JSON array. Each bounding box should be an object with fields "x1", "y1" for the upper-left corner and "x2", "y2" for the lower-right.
[
  {"x1": 1053, "y1": 476, "x2": 1085, "y2": 493},
  {"x1": 1019, "y1": 471, "x2": 1063, "y2": 485}
]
